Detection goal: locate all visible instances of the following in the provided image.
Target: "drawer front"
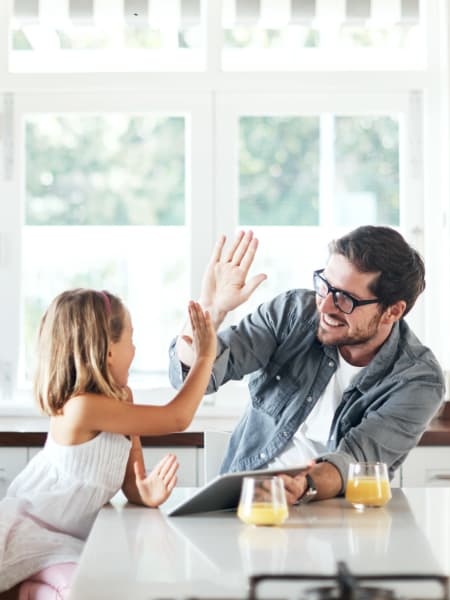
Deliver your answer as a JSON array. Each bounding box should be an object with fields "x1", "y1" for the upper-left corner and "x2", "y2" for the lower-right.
[
  {"x1": 0, "y1": 446, "x2": 200, "y2": 498},
  {"x1": 28, "y1": 447, "x2": 42, "y2": 460},
  {"x1": 422, "y1": 468, "x2": 450, "y2": 485},
  {"x1": 402, "y1": 447, "x2": 450, "y2": 486}
]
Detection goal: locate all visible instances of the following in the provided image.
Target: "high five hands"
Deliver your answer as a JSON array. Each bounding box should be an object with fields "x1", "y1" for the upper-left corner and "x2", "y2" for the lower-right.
[
  {"x1": 199, "y1": 230, "x2": 267, "y2": 328},
  {"x1": 176, "y1": 230, "x2": 267, "y2": 366}
]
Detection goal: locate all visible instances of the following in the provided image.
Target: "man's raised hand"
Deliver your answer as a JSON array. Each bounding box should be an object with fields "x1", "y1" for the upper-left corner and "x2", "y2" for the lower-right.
[{"x1": 199, "y1": 230, "x2": 267, "y2": 327}]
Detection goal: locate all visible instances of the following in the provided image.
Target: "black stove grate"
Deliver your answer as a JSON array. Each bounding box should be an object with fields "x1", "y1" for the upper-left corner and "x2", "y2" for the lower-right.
[{"x1": 248, "y1": 561, "x2": 449, "y2": 600}]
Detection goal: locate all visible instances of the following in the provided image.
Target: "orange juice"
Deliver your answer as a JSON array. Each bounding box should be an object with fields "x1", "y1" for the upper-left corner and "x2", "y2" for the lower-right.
[
  {"x1": 345, "y1": 477, "x2": 392, "y2": 507},
  {"x1": 237, "y1": 502, "x2": 289, "y2": 526}
]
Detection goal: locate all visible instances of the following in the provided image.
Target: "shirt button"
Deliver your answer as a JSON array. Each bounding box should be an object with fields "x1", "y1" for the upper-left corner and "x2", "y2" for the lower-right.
[
  {"x1": 259, "y1": 452, "x2": 266, "y2": 459},
  {"x1": 328, "y1": 361, "x2": 334, "y2": 367},
  {"x1": 306, "y1": 396, "x2": 313, "y2": 403},
  {"x1": 275, "y1": 375, "x2": 281, "y2": 381},
  {"x1": 283, "y1": 431, "x2": 289, "y2": 438}
]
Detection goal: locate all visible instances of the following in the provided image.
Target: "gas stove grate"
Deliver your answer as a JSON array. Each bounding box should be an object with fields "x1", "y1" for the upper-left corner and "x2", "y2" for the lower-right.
[{"x1": 248, "y1": 561, "x2": 449, "y2": 600}]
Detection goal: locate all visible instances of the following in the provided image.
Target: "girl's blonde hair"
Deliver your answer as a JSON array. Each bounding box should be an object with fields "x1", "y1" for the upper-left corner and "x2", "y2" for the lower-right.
[{"x1": 34, "y1": 288, "x2": 128, "y2": 415}]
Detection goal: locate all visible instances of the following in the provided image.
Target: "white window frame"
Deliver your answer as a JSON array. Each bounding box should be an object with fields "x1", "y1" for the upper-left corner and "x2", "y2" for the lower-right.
[
  {"x1": 1, "y1": 90, "x2": 215, "y2": 407},
  {"x1": 0, "y1": 0, "x2": 448, "y2": 417}
]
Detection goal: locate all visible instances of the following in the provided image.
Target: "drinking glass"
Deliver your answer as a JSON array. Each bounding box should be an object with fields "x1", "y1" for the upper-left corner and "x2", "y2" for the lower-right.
[
  {"x1": 237, "y1": 476, "x2": 289, "y2": 526},
  {"x1": 345, "y1": 462, "x2": 392, "y2": 511}
]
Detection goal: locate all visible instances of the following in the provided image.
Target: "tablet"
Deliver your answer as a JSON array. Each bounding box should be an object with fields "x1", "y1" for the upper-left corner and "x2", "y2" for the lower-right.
[{"x1": 166, "y1": 464, "x2": 309, "y2": 517}]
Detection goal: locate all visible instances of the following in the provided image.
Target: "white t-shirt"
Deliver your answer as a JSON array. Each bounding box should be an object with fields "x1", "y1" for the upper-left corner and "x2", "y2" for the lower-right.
[{"x1": 267, "y1": 352, "x2": 363, "y2": 469}]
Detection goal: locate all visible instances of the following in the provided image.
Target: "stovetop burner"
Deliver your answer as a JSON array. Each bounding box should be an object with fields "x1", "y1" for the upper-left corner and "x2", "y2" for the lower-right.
[{"x1": 248, "y1": 561, "x2": 449, "y2": 600}]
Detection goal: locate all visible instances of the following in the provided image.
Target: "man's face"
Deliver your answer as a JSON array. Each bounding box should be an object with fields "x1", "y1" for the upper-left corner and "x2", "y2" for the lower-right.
[{"x1": 315, "y1": 254, "x2": 384, "y2": 348}]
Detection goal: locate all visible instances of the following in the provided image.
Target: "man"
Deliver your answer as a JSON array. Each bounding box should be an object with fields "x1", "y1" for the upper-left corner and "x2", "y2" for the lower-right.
[{"x1": 169, "y1": 226, "x2": 444, "y2": 504}]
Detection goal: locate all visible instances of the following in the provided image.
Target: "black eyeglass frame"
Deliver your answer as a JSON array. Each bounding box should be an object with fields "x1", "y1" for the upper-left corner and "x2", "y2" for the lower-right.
[{"x1": 313, "y1": 269, "x2": 380, "y2": 315}]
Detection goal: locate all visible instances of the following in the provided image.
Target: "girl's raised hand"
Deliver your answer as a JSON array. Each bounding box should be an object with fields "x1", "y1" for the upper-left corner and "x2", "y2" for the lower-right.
[
  {"x1": 181, "y1": 301, "x2": 217, "y2": 363},
  {"x1": 133, "y1": 453, "x2": 179, "y2": 508}
]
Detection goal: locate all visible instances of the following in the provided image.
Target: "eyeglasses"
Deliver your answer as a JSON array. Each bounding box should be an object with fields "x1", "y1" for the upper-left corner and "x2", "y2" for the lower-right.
[{"x1": 313, "y1": 269, "x2": 380, "y2": 315}]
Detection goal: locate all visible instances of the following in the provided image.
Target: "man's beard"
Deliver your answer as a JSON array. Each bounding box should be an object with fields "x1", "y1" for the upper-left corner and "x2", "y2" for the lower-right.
[{"x1": 316, "y1": 311, "x2": 382, "y2": 347}]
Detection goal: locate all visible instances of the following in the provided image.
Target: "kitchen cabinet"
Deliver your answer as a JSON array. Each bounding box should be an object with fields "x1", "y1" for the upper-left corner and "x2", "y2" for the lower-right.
[
  {"x1": 141, "y1": 447, "x2": 201, "y2": 487},
  {"x1": 1, "y1": 413, "x2": 449, "y2": 495},
  {"x1": 0, "y1": 431, "x2": 231, "y2": 497},
  {"x1": 0, "y1": 447, "x2": 27, "y2": 497},
  {"x1": 400, "y1": 446, "x2": 450, "y2": 486}
]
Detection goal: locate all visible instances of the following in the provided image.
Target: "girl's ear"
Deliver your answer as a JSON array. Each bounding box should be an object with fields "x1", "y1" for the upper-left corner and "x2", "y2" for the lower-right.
[{"x1": 381, "y1": 300, "x2": 407, "y2": 324}]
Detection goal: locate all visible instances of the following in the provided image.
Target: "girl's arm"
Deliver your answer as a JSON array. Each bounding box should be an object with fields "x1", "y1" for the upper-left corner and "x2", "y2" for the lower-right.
[
  {"x1": 120, "y1": 388, "x2": 179, "y2": 506},
  {"x1": 65, "y1": 302, "x2": 217, "y2": 437},
  {"x1": 122, "y1": 435, "x2": 179, "y2": 507}
]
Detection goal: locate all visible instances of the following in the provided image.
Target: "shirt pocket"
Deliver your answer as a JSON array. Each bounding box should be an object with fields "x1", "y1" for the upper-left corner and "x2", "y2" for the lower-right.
[{"x1": 249, "y1": 369, "x2": 299, "y2": 422}]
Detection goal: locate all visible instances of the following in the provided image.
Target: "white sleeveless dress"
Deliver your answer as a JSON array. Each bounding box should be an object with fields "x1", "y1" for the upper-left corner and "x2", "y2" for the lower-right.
[{"x1": 0, "y1": 431, "x2": 131, "y2": 592}]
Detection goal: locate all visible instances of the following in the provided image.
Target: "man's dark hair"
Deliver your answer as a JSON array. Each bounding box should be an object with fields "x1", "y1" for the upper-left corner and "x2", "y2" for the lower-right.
[{"x1": 329, "y1": 225, "x2": 425, "y2": 316}]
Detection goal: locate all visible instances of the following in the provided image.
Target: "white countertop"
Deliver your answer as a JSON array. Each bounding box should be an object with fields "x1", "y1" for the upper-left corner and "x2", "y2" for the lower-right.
[{"x1": 69, "y1": 488, "x2": 450, "y2": 600}]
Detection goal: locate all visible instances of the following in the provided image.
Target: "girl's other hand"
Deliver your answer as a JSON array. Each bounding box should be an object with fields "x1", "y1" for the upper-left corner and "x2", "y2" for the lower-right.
[
  {"x1": 181, "y1": 301, "x2": 217, "y2": 363},
  {"x1": 133, "y1": 453, "x2": 179, "y2": 508}
]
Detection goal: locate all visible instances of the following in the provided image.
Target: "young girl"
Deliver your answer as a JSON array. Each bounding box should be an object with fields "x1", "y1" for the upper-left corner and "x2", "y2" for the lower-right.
[{"x1": 0, "y1": 288, "x2": 216, "y2": 600}]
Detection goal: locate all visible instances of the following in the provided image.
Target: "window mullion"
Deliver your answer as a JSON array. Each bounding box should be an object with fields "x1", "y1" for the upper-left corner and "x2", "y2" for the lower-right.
[
  {"x1": 0, "y1": 1, "x2": 9, "y2": 78},
  {"x1": 189, "y1": 94, "x2": 215, "y2": 299},
  {"x1": 204, "y1": 0, "x2": 223, "y2": 77},
  {"x1": 319, "y1": 113, "x2": 335, "y2": 230},
  {"x1": 0, "y1": 91, "x2": 21, "y2": 404}
]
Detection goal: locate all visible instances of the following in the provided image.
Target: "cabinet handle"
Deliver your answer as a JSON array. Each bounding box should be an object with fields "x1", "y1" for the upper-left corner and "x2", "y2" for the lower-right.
[{"x1": 429, "y1": 474, "x2": 450, "y2": 481}]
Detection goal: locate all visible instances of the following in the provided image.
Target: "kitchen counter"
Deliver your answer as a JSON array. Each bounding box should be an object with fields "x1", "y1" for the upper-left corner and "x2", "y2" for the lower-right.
[{"x1": 70, "y1": 487, "x2": 450, "y2": 600}]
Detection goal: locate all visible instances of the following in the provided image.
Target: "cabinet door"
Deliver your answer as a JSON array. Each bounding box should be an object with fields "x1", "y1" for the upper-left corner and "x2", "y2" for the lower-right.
[
  {"x1": 402, "y1": 447, "x2": 450, "y2": 486},
  {"x1": 0, "y1": 448, "x2": 28, "y2": 498},
  {"x1": 203, "y1": 431, "x2": 231, "y2": 484},
  {"x1": 28, "y1": 447, "x2": 42, "y2": 460},
  {"x1": 142, "y1": 448, "x2": 198, "y2": 486},
  {"x1": 390, "y1": 469, "x2": 401, "y2": 488}
]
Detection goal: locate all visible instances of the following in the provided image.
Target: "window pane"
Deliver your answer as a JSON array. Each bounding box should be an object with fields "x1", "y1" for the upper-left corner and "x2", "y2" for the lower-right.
[
  {"x1": 230, "y1": 226, "x2": 331, "y2": 320},
  {"x1": 223, "y1": 23, "x2": 420, "y2": 52},
  {"x1": 236, "y1": 112, "x2": 400, "y2": 314},
  {"x1": 334, "y1": 116, "x2": 399, "y2": 226},
  {"x1": 10, "y1": 5, "x2": 204, "y2": 72},
  {"x1": 222, "y1": 1, "x2": 425, "y2": 71},
  {"x1": 21, "y1": 115, "x2": 188, "y2": 385},
  {"x1": 12, "y1": 25, "x2": 202, "y2": 52},
  {"x1": 239, "y1": 116, "x2": 320, "y2": 226},
  {"x1": 26, "y1": 115, "x2": 184, "y2": 226}
]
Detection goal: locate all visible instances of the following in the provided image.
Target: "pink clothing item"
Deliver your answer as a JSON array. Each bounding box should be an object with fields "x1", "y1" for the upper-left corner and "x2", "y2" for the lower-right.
[{"x1": 18, "y1": 562, "x2": 76, "y2": 600}]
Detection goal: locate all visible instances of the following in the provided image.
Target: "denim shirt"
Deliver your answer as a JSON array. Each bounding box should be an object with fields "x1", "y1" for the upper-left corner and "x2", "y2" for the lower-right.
[{"x1": 168, "y1": 290, "x2": 445, "y2": 492}]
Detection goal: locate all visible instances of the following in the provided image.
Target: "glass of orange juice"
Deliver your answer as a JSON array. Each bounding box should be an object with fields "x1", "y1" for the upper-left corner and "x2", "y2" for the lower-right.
[
  {"x1": 345, "y1": 462, "x2": 392, "y2": 511},
  {"x1": 237, "y1": 476, "x2": 289, "y2": 526}
]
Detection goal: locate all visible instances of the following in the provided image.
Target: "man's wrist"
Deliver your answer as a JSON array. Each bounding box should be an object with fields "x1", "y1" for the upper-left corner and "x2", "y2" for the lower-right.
[
  {"x1": 294, "y1": 473, "x2": 318, "y2": 505},
  {"x1": 199, "y1": 302, "x2": 227, "y2": 329}
]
